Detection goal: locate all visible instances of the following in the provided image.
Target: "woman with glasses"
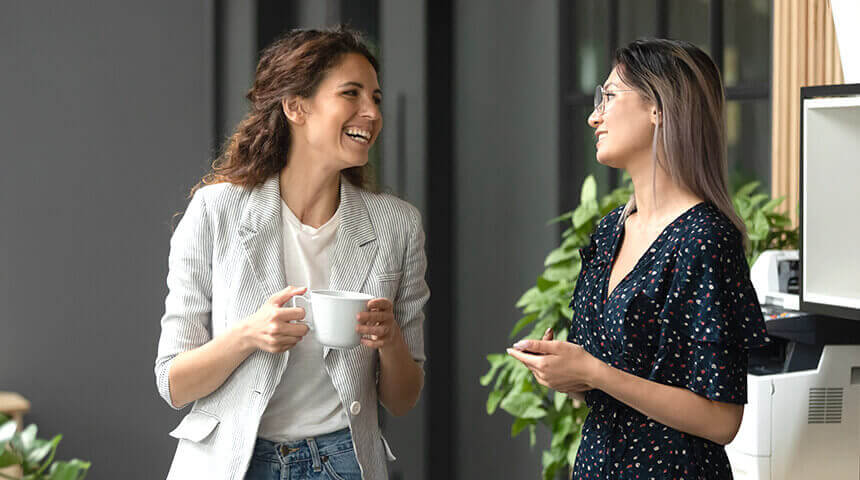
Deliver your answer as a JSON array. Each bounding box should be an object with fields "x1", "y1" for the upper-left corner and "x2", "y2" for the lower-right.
[{"x1": 508, "y1": 39, "x2": 769, "y2": 479}]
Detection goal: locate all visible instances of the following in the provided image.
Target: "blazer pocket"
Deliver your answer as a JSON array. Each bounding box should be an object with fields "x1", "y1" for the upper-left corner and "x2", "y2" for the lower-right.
[
  {"x1": 375, "y1": 271, "x2": 402, "y2": 283},
  {"x1": 169, "y1": 410, "x2": 220, "y2": 443}
]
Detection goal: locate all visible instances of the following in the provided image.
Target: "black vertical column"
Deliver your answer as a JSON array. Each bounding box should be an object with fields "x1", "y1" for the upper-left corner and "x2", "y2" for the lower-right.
[
  {"x1": 426, "y1": 0, "x2": 454, "y2": 479},
  {"x1": 607, "y1": 0, "x2": 620, "y2": 188},
  {"x1": 213, "y1": 0, "x2": 225, "y2": 151},
  {"x1": 257, "y1": 0, "x2": 297, "y2": 53},
  {"x1": 710, "y1": 0, "x2": 724, "y2": 74},
  {"x1": 559, "y1": 0, "x2": 574, "y2": 216}
]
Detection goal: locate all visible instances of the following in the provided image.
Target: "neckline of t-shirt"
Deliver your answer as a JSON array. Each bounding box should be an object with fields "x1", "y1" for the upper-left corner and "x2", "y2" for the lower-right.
[{"x1": 281, "y1": 199, "x2": 342, "y2": 236}]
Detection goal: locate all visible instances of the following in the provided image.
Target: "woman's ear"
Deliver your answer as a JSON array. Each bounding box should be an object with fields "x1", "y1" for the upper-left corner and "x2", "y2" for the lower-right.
[
  {"x1": 651, "y1": 108, "x2": 662, "y2": 127},
  {"x1": 282, "y1": 97, "x2": 306, "y2": 125}
]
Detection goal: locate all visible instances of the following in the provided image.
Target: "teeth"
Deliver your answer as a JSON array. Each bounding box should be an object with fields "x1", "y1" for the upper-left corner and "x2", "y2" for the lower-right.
[{"x1": 345, "y1": 127, "x2": 371, "y2": 143}]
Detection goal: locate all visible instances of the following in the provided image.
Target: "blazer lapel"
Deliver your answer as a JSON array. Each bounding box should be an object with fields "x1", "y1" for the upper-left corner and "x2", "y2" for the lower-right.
[
  {"x1": 326, "y1": 179, "x2": 378, "y2": 357},
  {"x1": 238, "y1": 175, "x2": 287, "y2": 299}
]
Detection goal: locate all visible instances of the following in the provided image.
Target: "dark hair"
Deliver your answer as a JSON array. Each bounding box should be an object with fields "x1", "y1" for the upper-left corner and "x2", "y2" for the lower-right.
[
  {"x1": 613, "y1": 38, "x2": 747, "y2": 244},
  {"x1": 191, "y1": 26, "x2": 379, "y2": 197}
]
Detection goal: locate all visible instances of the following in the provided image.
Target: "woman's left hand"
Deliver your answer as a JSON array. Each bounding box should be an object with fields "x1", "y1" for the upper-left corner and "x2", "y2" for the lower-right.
[
  {"x1": 507, "y1": 339, "x2": 603, "y2": 394},
  {"x1": 356, "y1": 298, "x2": 403, "y2": 350}
]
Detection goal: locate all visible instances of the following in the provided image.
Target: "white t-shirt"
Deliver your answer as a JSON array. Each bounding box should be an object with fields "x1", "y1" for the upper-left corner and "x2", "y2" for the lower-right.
[{"x1": 256, "y1": 199, "x2": 349, "y2": 442}]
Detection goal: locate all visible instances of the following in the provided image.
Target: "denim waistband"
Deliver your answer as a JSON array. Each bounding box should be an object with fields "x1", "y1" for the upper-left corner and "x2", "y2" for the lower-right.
[{"x1": 252, "y1": 428, "x2": 354, "y2": 469}]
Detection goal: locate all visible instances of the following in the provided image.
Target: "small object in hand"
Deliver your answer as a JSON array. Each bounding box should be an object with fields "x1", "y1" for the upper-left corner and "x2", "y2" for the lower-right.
[
  {"x1": 520, "y1": 350, "x2": 546, "y2": 356},
  {"x1": 512, "y1": 340, "x2": 546, "y2": 356}
]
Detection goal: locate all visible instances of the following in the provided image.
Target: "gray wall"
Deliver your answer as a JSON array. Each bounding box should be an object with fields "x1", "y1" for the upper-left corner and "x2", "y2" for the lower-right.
[
  {"x1": 219, "y1": 1, "x2": 257, "y2": 143},
  {"x1": 0, "y1": 1, "x2": 214, "y2": 478},
  {"x1": 0, "y1": 1, "x2": 564, "y2": 478},
  {"x1": 453, "y1": 0, "x2": 561, "y2": 478},
  {"x1": 377, "y1": 2, "x2": 428, "y2": 479}
]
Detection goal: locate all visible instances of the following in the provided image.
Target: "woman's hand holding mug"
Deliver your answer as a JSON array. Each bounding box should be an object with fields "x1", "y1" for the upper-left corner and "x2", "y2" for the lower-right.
[
  {"x1": 241, "y1": 286, "x2": 310, "y2": 353},
  {"x1": 356, "y1": 298, "x2": 402, "y2": 350}
]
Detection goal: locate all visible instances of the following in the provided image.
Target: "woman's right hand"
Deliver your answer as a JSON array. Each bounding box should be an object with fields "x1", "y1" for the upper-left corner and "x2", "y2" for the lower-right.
[
  {"x1": 240, "y1": 286, "x2": 310, "y2": 353},
  {"x1": 539, "y1": 328, "x2": 590, "y2": 406}
]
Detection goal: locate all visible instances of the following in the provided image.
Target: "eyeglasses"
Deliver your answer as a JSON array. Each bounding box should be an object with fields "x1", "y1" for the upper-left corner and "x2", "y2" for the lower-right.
[{"x1": 594, "y1": 85, "x2": 634, "y2": 114}]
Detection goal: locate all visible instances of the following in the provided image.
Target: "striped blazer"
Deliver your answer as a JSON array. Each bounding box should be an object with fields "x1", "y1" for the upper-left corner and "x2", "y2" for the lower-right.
[{"x1": 154, "y1": 175, "x2": 428, "y2": 480}]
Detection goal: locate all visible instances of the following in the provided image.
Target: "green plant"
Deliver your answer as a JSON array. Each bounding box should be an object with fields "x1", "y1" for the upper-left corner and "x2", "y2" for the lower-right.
[
  {"x1": 481, "y1": 175, "x2": 798, "y2": 480},
  {"x1": 0, "y1": 414, "x2": 90, "y2": 480},
  {"x1": 731, "y1": 181, "x2": 798, "y2": 266}
]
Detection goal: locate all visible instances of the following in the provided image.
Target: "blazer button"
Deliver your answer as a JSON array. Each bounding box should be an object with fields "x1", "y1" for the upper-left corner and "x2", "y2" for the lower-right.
[{"x1": 349, "y1": 401, "x2": 361, "y2": 415}]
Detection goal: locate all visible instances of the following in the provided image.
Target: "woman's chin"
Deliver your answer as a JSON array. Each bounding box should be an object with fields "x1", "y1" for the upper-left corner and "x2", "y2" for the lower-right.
[
  {"x1": 340, "y1": 156, "x2": 369, "y2": 170},
  {"x1": 595, "y1": 153, "x2": 612, "y2": 167}
]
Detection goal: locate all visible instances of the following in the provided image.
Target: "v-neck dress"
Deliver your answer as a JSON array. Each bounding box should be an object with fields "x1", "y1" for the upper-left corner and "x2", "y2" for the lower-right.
[{"x1": 568, "y1": 203, "x2": 770, "y2": 480}]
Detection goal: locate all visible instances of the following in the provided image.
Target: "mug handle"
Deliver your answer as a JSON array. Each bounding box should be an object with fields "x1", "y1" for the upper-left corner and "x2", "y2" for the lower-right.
[{"x1": 286, "y1": 294, "x2": 314, "y2": 331}]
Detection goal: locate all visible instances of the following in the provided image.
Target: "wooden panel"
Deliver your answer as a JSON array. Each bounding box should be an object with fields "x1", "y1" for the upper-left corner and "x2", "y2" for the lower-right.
[{"x1": 770, "y1": 0, "x2": 845, "y2": 226}]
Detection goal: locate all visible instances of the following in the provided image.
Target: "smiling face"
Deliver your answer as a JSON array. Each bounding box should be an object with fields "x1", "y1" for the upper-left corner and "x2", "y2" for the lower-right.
[
  {"x1": 286, "y1": 53, "x2": 383, "y2": 171},
  {"x1": 588, "y1": 67, "x2": 658, "y2": 169}
]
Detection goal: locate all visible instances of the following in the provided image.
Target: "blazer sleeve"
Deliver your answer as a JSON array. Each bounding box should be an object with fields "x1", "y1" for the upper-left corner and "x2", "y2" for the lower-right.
[
  {"x1": 154, "y1": 191, "x2": 214, "y2": 409},
  {"x1": 395, "y1": 205, "x2": 428, "y2": 367}
]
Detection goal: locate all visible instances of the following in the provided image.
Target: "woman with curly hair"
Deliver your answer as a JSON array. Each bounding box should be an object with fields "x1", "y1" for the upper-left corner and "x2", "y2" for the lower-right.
[{"x1": 155, "y1": 27, "x2": 427, "y2": 480}]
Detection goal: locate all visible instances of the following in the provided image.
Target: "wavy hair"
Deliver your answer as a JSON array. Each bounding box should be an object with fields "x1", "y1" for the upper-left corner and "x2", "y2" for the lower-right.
[
  {"x1": 191, "y1": 26, "x2": 379, "y2": 197},
  {"x1": 613, "y1": 39, "x2": 747, "y2": 245}
]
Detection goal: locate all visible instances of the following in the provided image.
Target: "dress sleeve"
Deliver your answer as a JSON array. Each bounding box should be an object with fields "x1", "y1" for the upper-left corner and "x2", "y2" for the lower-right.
[{"x1": 647, "y1": 230, "x2": 770, "y2": 404}]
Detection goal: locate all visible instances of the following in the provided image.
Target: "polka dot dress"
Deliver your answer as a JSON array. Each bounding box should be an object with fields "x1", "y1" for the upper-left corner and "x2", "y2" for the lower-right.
[{"x1": 568, "y1": 203, "x2": 770, "y2": 480}]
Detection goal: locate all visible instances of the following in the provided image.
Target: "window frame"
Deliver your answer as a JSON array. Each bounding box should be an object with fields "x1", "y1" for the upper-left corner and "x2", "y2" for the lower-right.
[{"x1": 559, "y1": 0, "x2": 772, "y2": 213}]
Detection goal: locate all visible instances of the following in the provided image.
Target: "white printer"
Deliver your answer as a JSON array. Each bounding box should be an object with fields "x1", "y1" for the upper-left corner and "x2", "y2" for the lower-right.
[{"x1": 726, "y1": 250, "x2": 860, "y2": 479}]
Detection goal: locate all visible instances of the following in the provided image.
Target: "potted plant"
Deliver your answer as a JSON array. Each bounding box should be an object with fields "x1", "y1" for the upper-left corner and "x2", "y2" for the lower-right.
[
  {"x1": 481, "y1": 174, "x2": 797, "y2": 479},
  {"x1": 0, "y1": 414, "x2": 90, "y2": 480}
]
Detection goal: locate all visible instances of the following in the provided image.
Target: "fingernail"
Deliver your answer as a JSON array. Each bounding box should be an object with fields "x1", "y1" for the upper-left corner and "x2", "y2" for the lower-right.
[
  {"x1": 513, "y1": 341, "x2": 527, "y2": 350},
  {"x1": 545, "y1": 328, "x2": 552, "y2": 335}
]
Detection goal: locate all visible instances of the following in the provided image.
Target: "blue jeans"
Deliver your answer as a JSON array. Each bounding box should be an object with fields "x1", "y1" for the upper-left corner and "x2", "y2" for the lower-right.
[{"x1": 244, "y1": 428, "x2": 362, "y2": 480}]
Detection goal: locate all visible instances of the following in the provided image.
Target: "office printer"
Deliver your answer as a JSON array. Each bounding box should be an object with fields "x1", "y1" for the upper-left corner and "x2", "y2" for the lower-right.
[{"x1": 726, "y1": 250, "x2": 860, "y2": 479}]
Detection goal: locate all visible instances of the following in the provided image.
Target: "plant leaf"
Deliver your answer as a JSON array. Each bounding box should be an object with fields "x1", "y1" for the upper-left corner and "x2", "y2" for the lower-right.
[
  {"x1": 19, "y1": 424, "x2": 37, "y2": 453},
  {"x1": 546, "y1": 212, "x2": 572, "y2": 225},
  {"x1": 551, "y1": 415, "x2": 574, "y2": 449},
  {"x1": 509, "y1": 313, "x2": 538, "y2": 339},
  {"x1": 572, "y1": 204, "x2": 595, "y2": 230},
  {"x1": 567, "y1": 433, "x2": 582, "y2": 465},
  {"x1": 536, "y1": 276, "x2": 558, "y2": 292},
  {"x1": 28, "y1": 434, "x2": 59, "y2": 467},
  {"x1": 520, "y1": 406, "x2": 547, "y2": 419},
  {"x1": 545, "y1": 246, "x2": 577, "y2": 266},
  {"x1": 580, "y1": 175, "x2": 597, "y2": 204},
  {"x1": 500, "y1": 391, "x2": 543, "y2": 417},
  {"x1": 736, "y1": 181, "x2": 760, "y2": 198},
  {"x1": 0, "y1": 449, "x2": 23, "y2": 468},
  {"x1": 515, "y1": 287, "x2": 541, "y2": 309},
  {"x1": 486, "y1": 390, "x2": 505, "y2": 415},
  {"x1": 554, "y1": 391, "x2": 568, "y2": 412},
  {"x1": 0, "y1": 419, "x2": 17, "y2": 444},
  {"x1": 33, "y1": 435, "x2": 61, "y2": 477},
  {"x1": 49, "y1": 459, "x2": 91, "y2": 480},
  {"x1": 480, "y1": 354, "x2": 506, "y2": 386},
  {"x1": 511, "y1": 417, "x2": 532, "y2": 437}
]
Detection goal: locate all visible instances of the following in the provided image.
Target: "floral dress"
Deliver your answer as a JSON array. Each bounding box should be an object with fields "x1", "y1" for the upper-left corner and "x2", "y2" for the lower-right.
[{"x1": 568, "y1": 203, "x2": 770, "y2": 479}]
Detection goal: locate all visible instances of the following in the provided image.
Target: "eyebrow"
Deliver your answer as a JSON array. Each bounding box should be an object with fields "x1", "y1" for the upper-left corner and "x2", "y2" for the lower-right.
[
  {"x1": 603, "y1": 81, "x2": 618, "y2": 89},
  {"x1": 338, "y1": 81, "x2": 383, "y2": 96}
]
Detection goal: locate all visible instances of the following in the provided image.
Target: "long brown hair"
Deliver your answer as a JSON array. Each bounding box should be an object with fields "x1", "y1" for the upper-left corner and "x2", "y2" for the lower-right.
[
  {"x1": 613, "y1": 39, "x2": 747, "y2": 245},
  {"x1": 191, "y1": 26, "x2": 379, "y2": 197}
]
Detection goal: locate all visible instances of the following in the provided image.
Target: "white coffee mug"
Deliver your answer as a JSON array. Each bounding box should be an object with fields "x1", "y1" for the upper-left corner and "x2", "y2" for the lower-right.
[{"x1": 288, "y1": 289, "x2": 374, "y2": 349}]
